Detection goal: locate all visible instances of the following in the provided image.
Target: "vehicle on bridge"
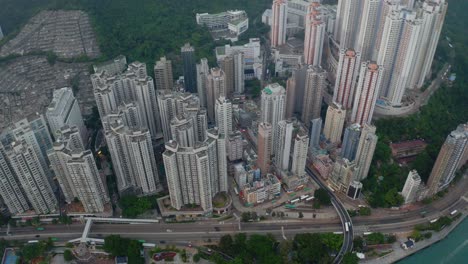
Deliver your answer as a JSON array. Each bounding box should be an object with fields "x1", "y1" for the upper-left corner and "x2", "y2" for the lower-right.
[{"x1": 345, "y1": 222, "x2": 350, "y2": 232}]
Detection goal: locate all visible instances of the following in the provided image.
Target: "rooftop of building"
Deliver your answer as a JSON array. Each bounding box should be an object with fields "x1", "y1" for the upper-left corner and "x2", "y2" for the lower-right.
[
  {"x1": 390, "y1": 139, "x2": 428, "y2": 150},
  {"x1": 263, "y1": 83, "x2": 285, "y2": 95}
]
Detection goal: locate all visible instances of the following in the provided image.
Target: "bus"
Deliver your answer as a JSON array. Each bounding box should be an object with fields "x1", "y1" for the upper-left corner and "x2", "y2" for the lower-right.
[
  {"x1": 363, "y1": 232, "x2": 373, "y2": 236},
  {"x1": 430, "y1": 218, "x2": 439, "y2": 224},
  {"x1": 305, "y1": 196, "x2": 314, "y2": 202},
  {"x1": 300, "y1": 195, "x2": 309, "y2": 200},
  {"x1": 27, "y1": 240, "x2": 39, "y2": 244},
  {"x1": 345, "y1": 222, "x2": 350, "y2": 232},
  {"x1": 333, "y1": 231, "x2": 343, "y2": 235},
  {"x1": 290, "y1": 198, "x2": 300, "y2": 204},
  {"x1": 142, "y1": 243, "x2": 156, "y2": 248},
  {"x1": 234, "y1": 187, "x2": 239, "y2": 195},
  {"x1": 285, "y1": 204, "x2": 296, "y2": 209},
  {"x1": 450, "y1": 210, "x2": 458, "y2": 216},
  {"x1": 36, "y1": 227, "x2": 44, "y2": 231},
  {"x1": 138, "y1": 240, "x2": 146, "y2": 243}
]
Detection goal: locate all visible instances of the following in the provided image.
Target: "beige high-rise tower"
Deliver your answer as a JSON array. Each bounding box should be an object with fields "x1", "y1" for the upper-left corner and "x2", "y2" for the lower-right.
[
  {"x1": 154, "y1": 56, "x2": 173, "y2": 90},
  {"x1": 323, "y1": 103, "x2": 346, "y2": 144},
  {"x1": 221, "y1": 56, "x2": 235, "y2": 98},
  {"x1": 427, "y1": 124, "x2": 468, "y2": 196}
]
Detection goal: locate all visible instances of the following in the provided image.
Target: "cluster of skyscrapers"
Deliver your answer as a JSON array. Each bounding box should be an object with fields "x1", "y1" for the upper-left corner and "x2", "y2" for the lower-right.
[
  {"x1": 265, "y1": 0, "x2": 449, "y2": 199},
  {"x1": 0, "y1": 0, "x2": 458, "y2": 218},
  {"x1": 0, "y1": 87, "x2": 109, "y2": 216}
]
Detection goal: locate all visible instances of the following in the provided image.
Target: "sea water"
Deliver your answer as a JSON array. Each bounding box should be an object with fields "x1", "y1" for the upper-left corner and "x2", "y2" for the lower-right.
[{"x1": 398, "y1": 218, "x2": 468, "y2": 264}]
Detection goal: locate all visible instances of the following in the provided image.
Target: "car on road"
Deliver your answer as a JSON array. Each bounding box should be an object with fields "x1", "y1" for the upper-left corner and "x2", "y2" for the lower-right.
[
  {"x1": 153, "y1": 252, "x2": 176, "y2": 261},
  {"x1": 159, "y1": 240, "x2": 166, "y2": 244},
  {"x1": 35, "y1": 235, "x2": 40, "y2": 238}
]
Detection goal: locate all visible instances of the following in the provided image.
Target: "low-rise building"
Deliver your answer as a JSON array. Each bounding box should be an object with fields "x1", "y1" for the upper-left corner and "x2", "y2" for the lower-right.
[{"x1": 241, "y1": 173, "x2": 281, "y2": 204}]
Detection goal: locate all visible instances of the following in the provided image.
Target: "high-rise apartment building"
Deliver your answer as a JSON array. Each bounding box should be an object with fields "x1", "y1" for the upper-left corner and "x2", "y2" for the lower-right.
[
  {"x1": 163, "y1": 128, "x2": 227, "y2": 213},
  {"x1": 233, "y1": 51, "x2": 245, "y2": 94},
  {"x1": 341, "y1": 123, "x2": 361, "y2": 161},
  {"x1": 334, "y1": 0, "x2": 362, "y2": 49},
  {"x1": 304, "y1": 2, "x2": 325, "y2": 66},
  {"x1": 170, "y1": 115, "x2": 196, "y2": 148},
  {"x1": 271, "y1": 0, "x2": 288, "y2": 47},
  {"x1": 157, "y1": 90, "x2": 207, "y2": 143},
  {"x1": 387, "y1": 15, "x2": 421, "y2": 105},
  {"x1": 291, "y1": 130, "x2": 309, "y2": 178},
  {"x1": 4, "y1": 115, "x2": 54, "y2": 183},
  {"x1": 354, "y1": 124, "x2": 378, "y2": 181},
  {"x1": 261, "y1": 83, "x2": 286, "y2": 149},
  {"x1": 257, "y1": 122, "x2": 273, "y2": 175},
  {"x1": 47, "y1": 126, "x2": 85, "y2": 203},
  {"x1": 285, "y1": 75, "x2": 296, "y2": 119},
  {"x1": 329, "y1": 157, "x2": 357, "y2": 193},
  {"x1": 377, "y1": 8, "x2": 404, "y2": 102},
  {"x1": 401, "y1": 170, "x2": 422, "y2": 204},
  {"x1": 427, "y1": 124, "x2": 468, "y2": 195},
  {"x1": 91, "y1": 62, "x2": 162, "y2": 139},
  {"x1": 409, "y1": 0, "x2": 447, "y2": 89},
  {"x1": 46, "y1": 87, "x2": 86, "y2": 141},
  {"x1": 275, "y1": 120, "x2": 294, "y2": 171},
  {"x1": 0, "y1": 144, "x2": 30, "y2": 215},
  {"x1": 181, "y1": 43, "x2": 197, "y2": 93},
  {"x1": 154, "y1": 56, "x2": 173, "y2": 90},
  {"x1": 323, "y1": 103, "x2": 346, "y2": 144},
  {"x1": 221, "y1": 56, "x2": 235, "y2": 98},
  {"x1": 309, "y1": 117, "x2": 322, "y2": 151},
  {"x1": 66, "y1": 150, "x2": 110, "y2": 213},
  {"x1": 356, "y1": 0, "x2": 381, "y2": 61},
  {"x1": 333, "y1": 49, "x2": 361, "y2": 109},
  {"x1": 105, "y1": 120, "x2": 160, "y2": 195},
  {"x1": 227, "y1": 131, "x2": 243, "y2": 162},
  {"x1": 7, "y1": 141, "x2": 57, "y2": 214},
  {"x1": 196, "y1": 58, "x2": 210, "y2": 107},
  {"x1": 302, "y1": 66, "x2": 326, "y2": 124},
  {"x1": 49, "y1": 125, "x2": 109, "y2": 213},
  {"x1": 206, "y1": 68, "x2": 226, "y2": 122},
  {"x1": 373, "y1": 0, "x2": 401, "y2": 60},
  {"x1": 215, "y1": 97, "x2": 233, "y2": 136},
  {"x1": 351, "y1": 62, "x2": 383, "y2": 126}
]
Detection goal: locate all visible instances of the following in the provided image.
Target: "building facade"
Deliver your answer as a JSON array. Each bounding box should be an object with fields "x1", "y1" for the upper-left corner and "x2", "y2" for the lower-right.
[
  {"x1": 154, "y1": 56, "x2": 173, "y2": 90},
  {"x1": 46, "y1": 87, "x2": 86, "y2": 141},
  {"x1": 302, "y1": 66, "x2": 326, "y2": 124},
  {"x1": 323, "y1": 103, "x2": 346, "y2": 144}
]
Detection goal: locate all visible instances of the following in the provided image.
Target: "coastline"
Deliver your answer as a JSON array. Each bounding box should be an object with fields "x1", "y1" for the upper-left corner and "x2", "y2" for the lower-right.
[{"x1": 362, "y1": 212, "x2": 467, "y2": 264}]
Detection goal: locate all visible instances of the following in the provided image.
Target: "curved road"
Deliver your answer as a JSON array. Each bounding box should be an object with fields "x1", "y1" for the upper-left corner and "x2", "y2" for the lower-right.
[{"x1": 306, "y1": 167, "x2": 353, "y2": 263}]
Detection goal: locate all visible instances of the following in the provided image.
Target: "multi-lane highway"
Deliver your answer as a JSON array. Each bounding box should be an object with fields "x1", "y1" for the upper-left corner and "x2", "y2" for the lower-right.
[
  {"x1": 306, "y1": 167, "x2": 353, "y2": 263},
  {"x1": 1, "y1": 173, "x2": 466, "y2": 263}
]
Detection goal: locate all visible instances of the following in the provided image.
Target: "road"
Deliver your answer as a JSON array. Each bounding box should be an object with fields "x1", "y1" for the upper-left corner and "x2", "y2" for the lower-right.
[
  {"x1": 306, "y1": 167, "x2": 353, "y2": 263},
  {"x1": 1, "y1": 175, "x2": 467, "y2": 260}
]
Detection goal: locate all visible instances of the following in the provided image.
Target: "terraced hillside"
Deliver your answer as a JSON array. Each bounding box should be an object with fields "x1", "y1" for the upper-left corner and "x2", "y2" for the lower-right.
[
  {"x1": 0, "y1": 56, "x2": 94, "y2": 129},
  {"x1": 0, "y1": 10, "x2": 100, "y2": 58}
]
